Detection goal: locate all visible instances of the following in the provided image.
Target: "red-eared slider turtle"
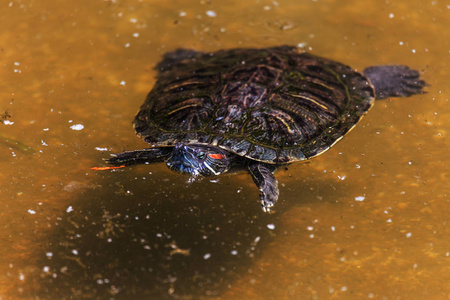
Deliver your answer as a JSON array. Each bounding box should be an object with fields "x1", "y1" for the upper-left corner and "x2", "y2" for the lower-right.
[{"x1": 97, "y1": 46, "x2": 426, "y2": 212}]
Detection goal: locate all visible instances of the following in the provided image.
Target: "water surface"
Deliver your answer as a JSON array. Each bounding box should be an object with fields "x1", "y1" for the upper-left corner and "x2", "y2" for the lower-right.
[{"x1": 0, "y1": 0, "x2": 449, "y2": 299}]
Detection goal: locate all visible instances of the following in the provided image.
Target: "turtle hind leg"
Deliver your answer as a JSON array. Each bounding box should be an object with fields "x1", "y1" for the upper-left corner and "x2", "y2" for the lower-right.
[
  {"x1": 363, "y1": 65, "x2": 427, "y2": 100},
  {"x1": 105, "y1": 148, "x2": 172, "y2": 166}
]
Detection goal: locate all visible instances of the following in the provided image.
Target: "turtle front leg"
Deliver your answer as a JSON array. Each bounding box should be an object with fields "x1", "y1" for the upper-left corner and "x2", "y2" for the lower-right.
[
  {"x1": 105, "y1": 147, "x2": 172, "y2": 166},
  {"x1": 248, "y1": 162, "x2": 279, "y2": 212}
]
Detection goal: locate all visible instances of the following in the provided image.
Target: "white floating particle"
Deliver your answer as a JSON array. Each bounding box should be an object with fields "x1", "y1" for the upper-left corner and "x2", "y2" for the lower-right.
[
  {"x1": 306, "y1": 226, "x2": 314, "y2": 231},
  {"x1": 263, "y1": 5, "x2": 271, "y2": 10},
  {"x1": 43, "y1": 128, "x2": 49, "y2": 131},
  {"x1": 19, "y1": 273, "x2": 25, "y2": 281},
  {"x1": 66, "y1": 206, "x2": 74, "y2": 213},
  {"x1": 3, "y1": 120, "x2": 14, "y2": 125},
  {"x1": 267, "y1": 224, "x2": 275, "y2": 230},
  {"x1": 389, "y1": 13, "x2": 394, "y2": 18},
  {"x1": 14, "y1": 62, "x2": 20, "y2": 66},
  {"x1": 387, "y1": 218, "x2": 392, "y2": 223},
  {"x1": 309, "y1": 234, "x2": 314, "y2": 238},
  {"x1": 120, "y1": 80, "x2": 126, "y2": 86},
  {"x1": 411, "y1": 49, "x2": 416, "y2": 53},
  {"x1": 203, "y1": 253, "x2": 211, "y2": 260},
  {"x1": 28, "y1": 209, "x2": 36, "y2": 215},
  {"x1": 297, "y1": 42, "x2": 308, "y2": 48},
  {"x1": 95, "y1": 147, "x2": 108, "y2": 151},
  {"x1": 132, "y1": 32, "x2": 139, "y2": 38},
  {"x1": 179, "y1": 11, "x2": 187, "y2": 17},
  {"x1": 43, "y1": 266, "x2": 50, "y2": 272},
  {"x1": 355, "y1": 196, "x2": 365, "y2": 202},
  {"x1": 406, "y1": 232, "x2": 412, "y2": 238},
  {"x1": 70, "y1": 124, "x2": 84, "y2": 131},
  {"x1": 231, "y1": 250, "x2": 238, "y2": 255},
  {"x1": 72, "y1": 249, "x2": 79, "y2": 255},
  {"x1": 206, "y1": 10, "x2": 216, "y2": 17},
  {"x1": 399, "y1": 41, "x2": 404, "y2": 46},
  {"x1": 341, "y1": 286, "x2": 348, "y2": 292},
  {"x1": 124, "y1": 43, "x2": 130, "y2": 48},
  {"x1": 46, "y1": 252, "x2": 53, "y2": 258},
  {"x1": 331, "y1": 226, "x2": 336, "y2": 232},
  {"x1": 129, "y1": 18, "x2": 137, "y2": 23}
]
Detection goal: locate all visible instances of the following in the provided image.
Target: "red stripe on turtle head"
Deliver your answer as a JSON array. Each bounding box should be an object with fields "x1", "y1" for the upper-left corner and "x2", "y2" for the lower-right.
[{"x1": 208, "y1": 153, "x2": 226, "y2": 160}]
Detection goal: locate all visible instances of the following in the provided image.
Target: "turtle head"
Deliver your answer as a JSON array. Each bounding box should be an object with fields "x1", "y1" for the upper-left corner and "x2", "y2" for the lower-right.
[{"x1": 166, "y1": 143, "x2": 233, "y2": 177}]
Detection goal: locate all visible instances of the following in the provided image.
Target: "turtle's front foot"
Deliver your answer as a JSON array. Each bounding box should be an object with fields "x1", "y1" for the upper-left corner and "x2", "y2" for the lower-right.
[
  {"x1": 260, "y1": 189, "x2": 278, "y2": 213},
  {"x1": 248, "y1": 162, "x2": 279, "y2": 213},
  {"x1": 105, "y1": 148, "x2": 172, "y2": 166}
]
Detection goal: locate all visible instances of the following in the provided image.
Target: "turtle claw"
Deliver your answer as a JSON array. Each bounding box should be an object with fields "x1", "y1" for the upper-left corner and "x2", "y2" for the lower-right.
[
  {"x1": 260, "y1": 187, "x2": 278, "y2": 213},
  {"x1": 261, "y1": 200, "x2": 275, "y2": 213}
]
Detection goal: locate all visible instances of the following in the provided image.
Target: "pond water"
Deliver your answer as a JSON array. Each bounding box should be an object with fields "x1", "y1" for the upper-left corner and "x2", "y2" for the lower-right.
[{"x1": 1, "y1": 0, "x2": 449, "y2": 299}]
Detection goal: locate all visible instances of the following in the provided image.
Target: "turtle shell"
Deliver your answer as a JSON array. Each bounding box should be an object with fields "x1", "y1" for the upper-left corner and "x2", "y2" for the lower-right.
[{"x1": 133, "y1": 46, "x2": 375, "y2": 164}]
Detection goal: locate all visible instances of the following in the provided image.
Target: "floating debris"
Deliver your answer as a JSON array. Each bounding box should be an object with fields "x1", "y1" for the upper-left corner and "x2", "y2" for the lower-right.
[
  {"x1": 205, "y1": 10, "x2": 216, "y2": 17},
  {"x1": 70, "y1": 124, "x2": 84, "y2": 131},
  {"x1": 0, "y1": 109, "x2": 11, "y2": 123},
  {"x1": 0, "y1": 134, "x2": 35, "y2": 154}
]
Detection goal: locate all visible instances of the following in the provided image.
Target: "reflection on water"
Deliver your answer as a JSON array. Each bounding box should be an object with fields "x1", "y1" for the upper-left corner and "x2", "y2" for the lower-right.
[
  {"x1": 35, "y1": 170, "x2": 276, "y2": 298},
  {"x1": 1, "y1": 0, "x2": 449, "y2": 299}
]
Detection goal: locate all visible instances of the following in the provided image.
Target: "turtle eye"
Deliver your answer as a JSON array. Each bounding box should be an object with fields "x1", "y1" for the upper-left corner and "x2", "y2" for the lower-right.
[{"x1": 197, "y1": 151, "x2": 206, "y2": 159}]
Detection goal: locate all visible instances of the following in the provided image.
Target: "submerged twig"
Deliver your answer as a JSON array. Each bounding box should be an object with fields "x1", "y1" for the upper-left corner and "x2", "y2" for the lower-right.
[{"x1": 0, "y1": 133, "x2": 35, "y2": 154}]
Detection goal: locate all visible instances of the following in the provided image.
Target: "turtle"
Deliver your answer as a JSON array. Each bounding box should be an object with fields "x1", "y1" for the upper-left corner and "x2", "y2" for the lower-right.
[{"x1": 97, "y1": 46, "x2": 426, "y2": 212}]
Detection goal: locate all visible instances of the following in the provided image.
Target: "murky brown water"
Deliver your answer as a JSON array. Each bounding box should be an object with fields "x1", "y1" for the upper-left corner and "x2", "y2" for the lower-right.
[{"x1": 1, "y1": 0, "x2": 449, "y2": 299}]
